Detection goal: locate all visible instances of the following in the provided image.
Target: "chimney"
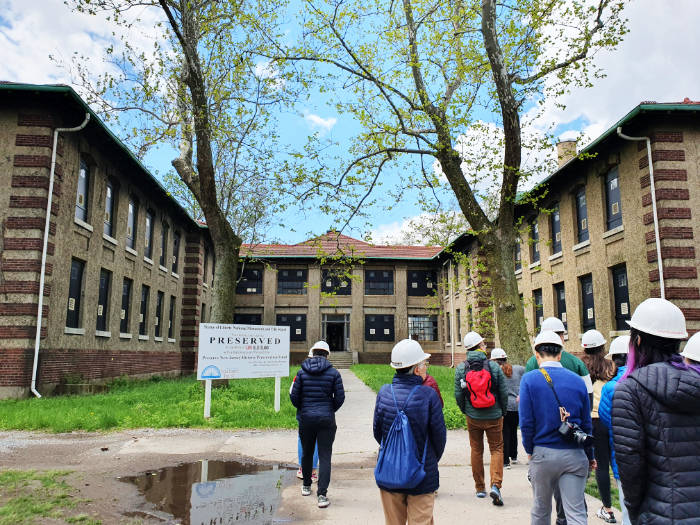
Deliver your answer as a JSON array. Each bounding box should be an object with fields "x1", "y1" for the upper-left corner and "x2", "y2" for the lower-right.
[{"x1": 556, "y1": 140, "x2": 577, "y2": 168}]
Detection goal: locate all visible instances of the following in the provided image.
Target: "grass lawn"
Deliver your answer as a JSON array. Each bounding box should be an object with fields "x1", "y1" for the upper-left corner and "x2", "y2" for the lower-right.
[
  {"x1": 0, "y1": 470, "x2": 100, "y2": 525},
  {"x1": 586, "y1": 471, "x2": 621, "y2": 510},
  {"x1": 0, "y1": 370, "x2": 300, "y2": 433},
  {"x1": 351, "y1": 364, "x2": 467, "y2": 429}
]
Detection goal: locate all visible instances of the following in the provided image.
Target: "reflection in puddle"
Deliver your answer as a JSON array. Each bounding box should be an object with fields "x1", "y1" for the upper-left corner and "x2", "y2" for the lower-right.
[{"x1": 121, "y1": 460, "x2": 294, "y2": 524}]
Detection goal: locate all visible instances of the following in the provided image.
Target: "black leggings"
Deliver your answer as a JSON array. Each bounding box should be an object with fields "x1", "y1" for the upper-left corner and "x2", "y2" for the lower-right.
[
  {"x1": 299, "y1": 419, "x2": 337, "y2": 496},
  {"x1": 502, "y1": 410, "x2": 519, "y2": 463},
  {"x1": 593, "y1": 417, "x2": 612, "y2": 508}
]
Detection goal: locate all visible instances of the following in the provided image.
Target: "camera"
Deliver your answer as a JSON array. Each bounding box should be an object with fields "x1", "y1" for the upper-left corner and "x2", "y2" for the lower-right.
[{"x1": 558, "y1": 420, "x2": 594, "y2": 447}]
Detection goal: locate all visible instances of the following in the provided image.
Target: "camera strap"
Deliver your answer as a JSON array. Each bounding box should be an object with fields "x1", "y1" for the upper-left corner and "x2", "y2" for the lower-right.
[{"x1": 539, "y1": 368, "x2": 570, "y2": 422}]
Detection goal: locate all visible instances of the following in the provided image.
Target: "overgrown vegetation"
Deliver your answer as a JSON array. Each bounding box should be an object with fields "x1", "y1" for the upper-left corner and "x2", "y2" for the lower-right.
[
  {"x1": 351, "y1": 364, "x2": 467, "y2": 430},
  {"x1": 0, "y1": 372, "x2": 299, "y2": 433},
  {"x1": 0, "y1": 470, "x2": 99, "y2": 525}
]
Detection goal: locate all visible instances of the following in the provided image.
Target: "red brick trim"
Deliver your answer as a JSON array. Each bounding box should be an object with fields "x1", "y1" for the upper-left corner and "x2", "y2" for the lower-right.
[
  {"x1": 640, "y1": 169, "x2": 687, "y2": 188},
  {"x1": 0, "y1": 281, "x2": 50, "y2": 295},
  {"x1": 650, "y1": 287, "x2": 700, "y2": 300},
  {"x1": 0, "y1": 326, "x2": 47, "y2": 339},
  {"x1": 184, "y1": 256, "x2": 201, "y2": 265},
  {"x1": 9, "y1": 196, "x2": 59, "y2": 215},
  {"x1": 179, "y1": 340, "x2": 197, "y2": 348},
  {"x1": 1, "y1": 259, "x2": 53, "y2": 275},
  {"x1": 3, "y1": 239, "x2": 55, "y2": 255},
  {"x1": 182, "y1": 287, "x2": 201, "y2": 297},
  {"x1": 180, "y1": 329, "x2": 198, "y2": 338},
  {"x1": 0, "y1": 303, "x2": 48, "y2": 316},
  {"x1": 637, "y1": 132, "x2": 683, "y2": 150},
  {"x1": 181, "y1": 308, "x2": 200, "y2": 318},
  {"x1": 649, "y1": 267, "x2": 697, "y2": 282},
  {"x1": 182, "y1": 297, "x2": 200, "y2": 306},
  {"x1": 185, "y1": 245, "x2": 201, "y2": 254},
  {"x1": 682, "y1": 308, "x2": 700, "y2": 321},
  {"x1": 181, "y1": 318, "x2": 198, "y2": 327},
  {"x1": 639, "y1": 150, "x2": 685, "y2": 169},
  {"x1": 642, "y1": 188, "x2": 689, "y2": 206},
  {"x1": 12, "y1": 175, "x2": 62, "y2": 196},
  {"x1": 647, "y1": 247, "x2": 695, "y2": 262},
  {"x1": 18, "y1": 113, "x2": 57, "y2": 128},
  {"x1": 15, "y1": 134, "x2": 53, "y2": 148},
  {"x1": 6, "y1": 216, "x2": 56, "y2": 235},
  {"x1": 643, "y1": 208, "x2": 691, "y2": 225},
  {"x1": 183, "y1": 277, "x2": 200, "y2": 285},
  {"x1": 645, "y1": 227, "x2": 693, "y2": 244}
]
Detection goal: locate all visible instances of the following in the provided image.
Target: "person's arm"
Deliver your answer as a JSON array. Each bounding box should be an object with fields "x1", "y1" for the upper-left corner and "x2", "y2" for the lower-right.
[
  {"x1": 580, "y1": 385, "x2": 594, "y2": 461},
  {"x1": 577, "y1": 358, "x2": 594, "y2": 394},
  {"x1": 373, "y1": 388, "x2": 384, "y2": 444},
  {"x1": 518, "y1": 377, "x2": 535, "y2": 456},
  {"x1": 332, "y1": 370, "x2": 345, "y2": 411},
  {"x1": 428, "y1": 390, "x2": 447, "y2": 461},
  {"x1": 612, "y1": 380, "x2": 646, "y2": 521},
  {"x1": 454, "y1": 364, "x2": 466, "y2": 414},
  {"x1": 424, "y1": 375, "x2": 444, "y2": 407},
  {"x1": 494, "y1": 363, "x2": 508, "y2": 417},
  {"x1": 525, "y1": 355, "x2": 537, "y2": 372},
  {"x1": 598, "y1": 382, "x2": 613, "y2": 431},
  {"x1": 289, "y1": 370, "x2": 302, "y2": 408}
]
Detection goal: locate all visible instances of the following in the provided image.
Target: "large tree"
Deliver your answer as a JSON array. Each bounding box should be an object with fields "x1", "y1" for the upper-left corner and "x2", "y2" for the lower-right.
[
  {"x1": 274, "y1": 0, "x2": 627, "y2": 361},
  {"x1": 67, "y1": 0, "x2": 290, "y2": 322}
]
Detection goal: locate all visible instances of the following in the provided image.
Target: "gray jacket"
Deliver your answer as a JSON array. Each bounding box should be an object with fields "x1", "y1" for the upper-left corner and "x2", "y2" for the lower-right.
[{"x1": 504, "y1": 364, "x2": 525, "y2": 412}]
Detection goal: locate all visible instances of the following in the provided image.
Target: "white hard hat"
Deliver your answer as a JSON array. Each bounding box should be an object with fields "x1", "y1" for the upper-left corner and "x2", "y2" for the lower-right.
[
  {"x1": 541, "y1": 317, "x2": 566, "y2": 333},
  {"x1": 606, "y1": 335, "x2": 631, "y2": 357},
  {"x1": 534, "y1": 330, "x2": 564, "y2": 349},
  {"x1": 581, "y1": 329, "x2": 607, "y2": 349},
  {"x1": 680, "y1": 332, "x2": 700, "y2": 361},
  {"x1": 490, "y1": 348, "x2": 507, "y2": 359},
  {"x1": 627, "y1": 298, "x2": 688, "y2": 339},
  {"x1": 390, "y1": 339, "x2": 431, "y2": 369},
  {"x1": 463, "y1": 331, "x2": 484, "y2": 350},
  {"x1": 309, "y1": 340, "x2": 330, "y2": 355}
]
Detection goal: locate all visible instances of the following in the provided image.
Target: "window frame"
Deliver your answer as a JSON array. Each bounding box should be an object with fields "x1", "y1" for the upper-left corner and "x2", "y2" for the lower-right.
[
  {"x1": 126, "y1": 198, "x2": 138, "y2": 250},
  {"x1": 605, "y1": 167, "x2": 623, "y2": 230},
  {"x1": 159, "y1": 222, "x2": 169, "y2": 267},
  {"x1": 533, "y1": 288, "x2": 543, "y2": 331},
  {"x1": 553, "y1": 281, "x2": 567, "y2": 331},
  {"x1": 277, "y1": 268, "x2": 308, "y2": 295},
  {"x1": 120, "y1": 278, "x2": 133, "y2": 334},
  {"x1": 364, "y1": 269, "x2": 394, "y2": 296},
  {"x1": 407, "y1": 270, "x2": 437, "y2": 297},
  {"x1": 321, "y1": 269, "x2": 352, "y2": 295},
  {"x1": 575, "y1": 187, "x2": 589, "y2": 243},
  {"x1": 408, "y1": 315, "x2": 438, "y2": 341},
  {"x1": 530, "y1": 218, "x2": 540, "y2": 264},
  {"x1": 155, "y1": 291, "x2": 164, "y2": 338},
  {"x1": 277, "y1": 314, "x2": 307, "y2": 342},
  {"x1": 233, "y1": 313, "x2": 263, "y2": 325},
  {"x1": 168, "y1": 294, "x2": 176, "y2": 339},
  {"x1": 551, "y1": 202, "x2": 562, "y2": 254},
  {"x1": 66, "y1": 258, "x2": 85, "y2": 329},
  {"x1": 514, "y1": 237, "x2": 522, "y2": 271},
  {"x1": 75, "y1": 158, "x2": 90, "y2": 222},
  {"x1": 580, "y1": 274, "x2": 596, "y2": 331},
  {"x1": 172, "y1": 231, "x2": 181, "y2": 273},
  {"x1": 139, "y1": 285, "x2": 150, "y2": 336},
  {"x1": 144, "y1": 209, "x2": 154, "y2": 259},
  {"x1": 611, "y1": 264, "x2": 631, "y2": 330},
  {"x1": 103, "y1": 179, "x2": 116, "y2": 237},
  {"x1": 365, "y1": 314, "x2": 394, "y2": 342},
  {"x1": 236, "y1": 267, "x2": 263, "y2": 294},
  {"x1": 96, "y1": 268, "x2": 111, "y2": 332}
]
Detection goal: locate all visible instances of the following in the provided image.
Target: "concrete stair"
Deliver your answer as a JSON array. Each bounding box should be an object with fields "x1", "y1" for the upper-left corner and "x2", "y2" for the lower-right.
[{"x1": 328, "y1": 352, "x2": 354, "y2": 369}]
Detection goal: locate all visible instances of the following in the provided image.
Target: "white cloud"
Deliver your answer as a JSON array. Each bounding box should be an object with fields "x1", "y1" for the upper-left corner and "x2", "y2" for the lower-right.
[
  {"x1": 369, "y1": 212, "x2": 468, "y2": 246},
  {"x1": 303, "y1": 111, "x2": 337, "y2": 133}
]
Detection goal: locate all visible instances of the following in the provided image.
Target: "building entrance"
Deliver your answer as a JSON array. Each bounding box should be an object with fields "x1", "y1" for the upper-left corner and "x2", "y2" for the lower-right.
[{"x1": 322, "y1": 314, "x2": 350, "y2": 352}]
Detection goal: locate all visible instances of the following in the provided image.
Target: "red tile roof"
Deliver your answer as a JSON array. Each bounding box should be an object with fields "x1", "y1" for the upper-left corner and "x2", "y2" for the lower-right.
[{"x1": 242, "y1": 232, "x2": 443, "y2": 260}]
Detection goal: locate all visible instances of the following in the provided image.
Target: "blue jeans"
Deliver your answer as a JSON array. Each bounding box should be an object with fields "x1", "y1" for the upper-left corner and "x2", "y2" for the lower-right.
[{"x1": 298, "y1": 436, "x2": 319, "y2": 469}]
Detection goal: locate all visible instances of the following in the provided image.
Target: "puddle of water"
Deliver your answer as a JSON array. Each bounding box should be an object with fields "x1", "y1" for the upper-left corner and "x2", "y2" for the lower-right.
[{"x1": 120, "y1": 460, "x2": 295, "y2": 524}]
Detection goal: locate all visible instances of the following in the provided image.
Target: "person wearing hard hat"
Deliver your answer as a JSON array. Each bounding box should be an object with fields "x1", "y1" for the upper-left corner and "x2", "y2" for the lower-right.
[
  {"x1": 373, "y1": 339, "x2": 446, "y2": 524},
  {"x1": 519, "y1": 330, "x2": 594, "y2": 525},
  {"x1": 612, "y1": 298, "x2": 700, "y2": 524},
  {"x1": 598, "y1": 335, "x2": 631, "y2": 525},
  {"x1": 454, "y1": 331, "x2": 508, "y2": 505},
  {"x1": 290, "y1": 340, "x2": 345, "y2": 508},
  {"x1": 292, "y1": 346, "x2": 321, "y2": 482},
  {"x1": 490, "y1": 347, "x2": 525, "y2": 469},
  {"x1": 580, "y1": 330, "x2": 617, "y2": 524},
  {"x1": 680, "y1": 331, "x2": 700, "y2": 366}
]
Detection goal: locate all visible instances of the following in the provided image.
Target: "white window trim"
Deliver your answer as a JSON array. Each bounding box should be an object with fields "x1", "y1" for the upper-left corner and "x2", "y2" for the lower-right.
[
  {"x1": 171, "y1": 272, "x2": 180, "y2": 279},
  {"x1": 102, "y1": 233, "x2": 118, "y2": 246},
  {"x1": 120, "y1": 333, "x2": 132, "y2": 339},
  {"x1": 74, "y1": 217, "x2": 94, "y2": 233},
  {"x1": 154, "y1": 336, "x2": 164, "y2": 342},
  {"x1": 203, "y1": 283, "x2": 209, "y2": 289},
  {"x1": 143, "y1": 256, "x2": 154, "y2": 266},
  {"x1": 125, "y1": 246, "x2": 138, "y2": 256},
  {"x1": 572, "y1": 239, "x2": 591, "y2": 252},
  {"x1": 64, "y1": 327, "x2": 85, "y2": 335},
  {"x1": 95, "y1": 330, "x2": 111, "y2": 338},
  {"x1": 602, "y1": 224, "x2": 625, "y2": 239},
  {"x1": 138, "y1": 334, "x2": 149, "y2": 341},
  {"x1": 548, "y1": 251, "x2": 563, "y2": 262},
  {"x1": 168, "y1": 338, "x2": 177, "y2": 343},
  {"x1": 159, "y1": 265, "x2": 168, "y2": 273},
  {"x1": 528, "y1": 262, "x2": 541, "y2": 271},
  {"x1": 514, "y1": 268, "x2": 522, "y2": 276}
]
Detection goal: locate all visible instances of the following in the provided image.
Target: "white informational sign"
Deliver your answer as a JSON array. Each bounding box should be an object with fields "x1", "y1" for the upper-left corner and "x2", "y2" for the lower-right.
[{"x1": 197, "y1": 324, "x2": 290, "y2": 380}]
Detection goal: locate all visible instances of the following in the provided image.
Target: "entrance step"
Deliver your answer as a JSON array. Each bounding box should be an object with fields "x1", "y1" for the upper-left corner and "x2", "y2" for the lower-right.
[{"x1": 328, "y1": 353, "x2": 354, "y2": 369}]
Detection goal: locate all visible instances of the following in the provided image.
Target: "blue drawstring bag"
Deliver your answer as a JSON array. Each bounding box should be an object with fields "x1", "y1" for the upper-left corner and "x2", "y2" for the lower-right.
[{"x1": 374, "y1": 385, "x2": 428, "y2": 490}]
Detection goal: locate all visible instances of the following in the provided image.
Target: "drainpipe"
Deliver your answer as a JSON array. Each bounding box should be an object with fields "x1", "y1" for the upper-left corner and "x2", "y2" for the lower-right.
[
  {"x1": 31, "y1": 113, "x2": 91, "y2": 398},
  {"x1": 444, "y1": 260, "x2": 456, "y2": 367},
  {"x1": 616, "y1": 127, "x2": 664, "y2": 299}
]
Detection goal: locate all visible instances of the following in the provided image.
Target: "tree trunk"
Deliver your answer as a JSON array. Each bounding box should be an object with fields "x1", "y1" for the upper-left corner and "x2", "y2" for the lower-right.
[
  {"x1": 480, "y1": 227, "x2": 531, "y2": 364},
  {"x1": 209, "y1": 223, "x2": 241, "y2": 324}
]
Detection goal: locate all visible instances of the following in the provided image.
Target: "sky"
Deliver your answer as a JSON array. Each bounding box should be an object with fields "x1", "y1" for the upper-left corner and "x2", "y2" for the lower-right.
[{"x1": 1, "y1": 0, "x2": 699, "y2": 245}]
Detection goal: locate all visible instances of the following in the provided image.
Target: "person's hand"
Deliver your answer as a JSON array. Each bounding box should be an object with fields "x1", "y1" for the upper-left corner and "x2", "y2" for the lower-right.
[
  {"x1": 516, "y1": 395, "x2": 520, "y2": 404},
  {"x1": 589, "y1": 459, "x2": 597, "y2": 470},
  {"x1": 527, "y1": 454, "x2": 532, "y2": 461}
]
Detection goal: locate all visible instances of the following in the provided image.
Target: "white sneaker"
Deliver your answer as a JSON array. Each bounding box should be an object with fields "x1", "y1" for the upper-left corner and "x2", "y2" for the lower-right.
[
  {"x1": 318, "y1": 495, "x2": 330, "y2": 508},
  {"x1": 301, "y1": 485, "x2": 312, "y2": 497}
]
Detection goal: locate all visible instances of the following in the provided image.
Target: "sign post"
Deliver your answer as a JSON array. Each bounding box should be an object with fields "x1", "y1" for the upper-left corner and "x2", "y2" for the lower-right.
[{"x1": 197, "y1": 323, "x2": 290, "y2": 418}]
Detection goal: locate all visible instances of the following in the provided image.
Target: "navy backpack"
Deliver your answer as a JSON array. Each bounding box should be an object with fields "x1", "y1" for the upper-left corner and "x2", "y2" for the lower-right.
[{"x1": 374, "y1": 385, "x2": 428, "y2": 490}]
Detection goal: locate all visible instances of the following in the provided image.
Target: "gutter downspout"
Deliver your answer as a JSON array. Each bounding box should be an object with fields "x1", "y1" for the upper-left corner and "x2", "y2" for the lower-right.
[
  {"x1": 445, "y1": 260, "x2": 456, "y2": 367},
  {"x1": 616, "y1": 127, "x2": 664, "y2": 299},
  {"x1": 31, "y1": 113, "x2": 90, "y2": 398}
]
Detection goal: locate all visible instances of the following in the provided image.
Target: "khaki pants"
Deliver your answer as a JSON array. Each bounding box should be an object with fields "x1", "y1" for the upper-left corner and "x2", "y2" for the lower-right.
[
  {"x1": 467, "y1": 416, "x2": 504, "y2": 492},
  {"x1": 379, "y1": 489, "x2": 435, "y2": 525}
]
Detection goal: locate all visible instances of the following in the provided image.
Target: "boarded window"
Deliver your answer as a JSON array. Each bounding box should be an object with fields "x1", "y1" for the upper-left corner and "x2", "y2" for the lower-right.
[
  {"x1": 66, "y1": 258, "x2": 85, "y2": 328},
  {"x1": 365, "y1": 315, "x2": 394, "y2": 341}
]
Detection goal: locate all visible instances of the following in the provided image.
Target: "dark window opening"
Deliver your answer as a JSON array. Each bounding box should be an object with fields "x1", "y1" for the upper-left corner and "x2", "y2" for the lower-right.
[
  {"x1": 66, "y1": 258, "x2": 85, "y2": 328},
  {"x1": 172, "y1": 231, "x2": 180, "y2": 273},
  {"x1": 408, "y1": 315, "x2": 438, "y2": 341},
  {"x1": 580, "y1": 274, "x2": 596, "y2": 330},
  {"x1": 530, "y1": 219, "x2": 540, "y2": 264},
  {"x1": 554, "y1": 282, "x2": 567, "y2": 331},
  {"x1": 126, "y1": 198, "x2": 138, "y2": 249},
  {"x1": 533, "y1": 289, "x2": 543, "y2": 331},
  {"x1": 159, "y1": 223, "x2": 169, "y2": 267},
  {"x1": 456, "y1": 309, "x2": 462, "y2": 342},
  {"x1": 277, "y1": 269, "x2": 308, "y2": 295},
  {"x1": 611, "y1": 265, "x2": 631, "y2": 330},
  {"x1": 515, "y1": 238, "x2": 522, "y2": 271},
  {"x1": 575, "y1": 188, "x2": 589, "y2": 243},
  {"x1": 75, "y1": 158, "x2": 89, "y2": 222},
  {"x1": 365, "y1": 314, "x2": 394, "y2": 341},
  {"x1": 321, "y1": 269, "x2": 352, "y2": 295},
  {"x1": 96, "y1": 268, "x2": 111, "y2": 332},
  {"x1": 277, "y1": 314, "x2": 307, "y2": 342},
  {"x1": 407, "y1": 270, "x2": 437, "y2": 297},
  {"x1": 551, "y1": 203, "x2": 562, "y2": 254},
  {"x1": 236, "y1": 267, "x2": 263, "y2": 294},
  {"x1": 365, "y1": 270, "x2": 394, "y2": 295},
  {"x1": 104, "y1": 180, "x2": 115, "y2": 236},
  {"x1": 234, "y1": 313, "x2": 262, "y2": 325},
  {"x1": 155, "y1": 291, "x2": 164, "y2": 338},
  {"x1": 446, "y1": 312, "x2": 451, "y2": 343},
  {"x1": 168, "y1": 295, "x2": 176, "y2": 339},
  {"x1": 201, "y1": 303, "x2": 206, "y2": 323},
  {"x1": 144, "y1": 210, "x2": 154, "y2": 259},
  {"x1": 605, "y1": 167, "x2": 623, "y2": 230},
  {"x1": 139, "y1": 285, "x2": 149, "y2": 336},
  {"x1": 120, "y1": 278, "x2": 132, "y2": 333}
]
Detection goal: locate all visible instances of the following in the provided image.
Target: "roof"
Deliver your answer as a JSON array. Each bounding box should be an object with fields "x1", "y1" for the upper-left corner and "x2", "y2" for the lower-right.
[
  {"x1": 0, "y1": 81, "x2": 204, "y2": 232},
  {"x1": 242, "y1": 231, "x2": 443, "y2": 260}
]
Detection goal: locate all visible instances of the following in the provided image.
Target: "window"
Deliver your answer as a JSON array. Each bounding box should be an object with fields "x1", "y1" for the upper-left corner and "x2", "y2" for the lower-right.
[
  {"x1": 554, "y1": 282, "x2": 567, "y2": 331},
  {"x1": 234, "y1": 313, "x2": 262, "y2": 325},
  {"x1": 456, "y1": 309, "x2": 462, "y2": 342},
  {"x1": 277, "y1": 269, "x2": 308, "y2": 295},
  {"x1": 514, "y1": 238, "x2": 522, "y2": 271},
  {"x1": 139, "y1": 285, "x2": 150, "y2": 336},
  {"x1": 365, "y1": 315, "x2": 394, "y2": 341},
  {"x1": 155, "y1": 291, "x2": 164, "y2": 338},
  {"x1": 467, "y1": 305, "x2": 473, "y2": 332},
  {"x1": 201, "y1": 303, "x2": 207, "y2": 323},
  {"x1": 321, "y1": 269, "x2": 351, "y2": 295},
  {"x1": 159, "y1": 223, "x2": 169, "y2": 267},
  {"x1": 168, "y1": 295, "x2": 176, "y2": 339},
  {"x1": 144, "y1": 210, "x2": 154, "y2": 259},
  {"x1": 75, "y1": 158, "x2": 89, "y2": 222},
  {"x1": 407, "y1": 270, "x2": 437, "y2": 297},
  {"x1": 172, "y1": 231, "x2": 180, "y2": 273},
  {"x1": 530, "y1": 218, "x2": 540, "y2": 264},
  {"x1": 203, "y1": 248, "x2": 209, "y2": 283},
  {"x1": 126, "y1": 198, "x2": 138, "y2": 249},
  {"x1": 446, "y1": 312, "x2": 451, "y2": 343},
  {"x1": 580, "y1": 274, "x2": 595, "y2": 330},
  {"x1": 120, "y1": 278, "x2": 133, "y2": 333},
  {"x1": 236, "y1": 267, "x2": 263, "y2": 294},
  {"x1": 96, "y1": 268, "x2": 111, "y2": 332},
  {"x1": 533, "y1": 289, "x2": 543, "y2": 331},
  {"x1": 611, "y1": 265, "x2": 631, "y2": 330},
  {"x1": 104, "y1": 180, "x2": 115, "y2": 236},
  {"x1": 551, "y1": 203, "x2": 562, "y2": 254},
  {"x1": 277, "y1": 314, "x2": 307, "y2": 342},
  {"x1": 408, "y1": 315, "x2": 438, "y2": 341},
  {"x1": 605, "y1": 167, "x2": 623, "y2": 230},
  {"x1": 66, "y1": 258, "x2": 85, "y2": 328},
  {"x1": 575, "y1": 187, "x2": 589, "y2": 243},
  {"x1": 365, "y1": 270, "x2": 394, "y2": 295}
]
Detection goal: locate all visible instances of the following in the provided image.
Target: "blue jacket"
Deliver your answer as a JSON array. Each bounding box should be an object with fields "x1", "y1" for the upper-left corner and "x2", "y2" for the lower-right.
[
  {"x1": 289, "y1": 357, "x2": 345, "y2": 423},
  {"x1": 519, "y1": 363, "x2": 593, "y2": 459},
  {"x1": 598, "y1": 366, "x2": 626, "y2": 480},
  {"x1": 373, "y1": 374, "x2": 446, "y2": 494}
]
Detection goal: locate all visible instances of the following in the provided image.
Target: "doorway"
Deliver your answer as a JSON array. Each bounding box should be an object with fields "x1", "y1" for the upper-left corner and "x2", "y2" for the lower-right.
[{"x1": 322, "y1": 314, "x2": 350, "y2": 352}]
